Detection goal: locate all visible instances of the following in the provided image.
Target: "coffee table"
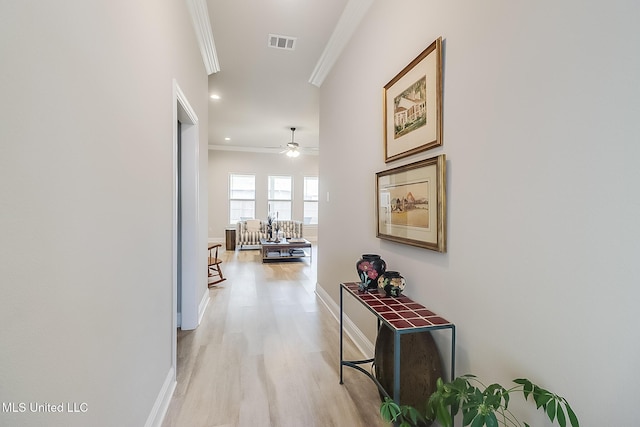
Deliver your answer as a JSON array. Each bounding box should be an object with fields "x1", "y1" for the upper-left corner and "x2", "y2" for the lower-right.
[{"x1": 259, "y1": 238, "x2": 312, "y2": 263}]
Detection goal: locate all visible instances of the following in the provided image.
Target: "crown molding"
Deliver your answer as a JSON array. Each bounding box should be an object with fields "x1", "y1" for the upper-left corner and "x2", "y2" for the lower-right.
[
  {"x1": 308, "y1": 0, "x2": 374, "y2": 87},
  {"x1": 209, "y1": 144, "x2": 279, "y2": 154},
  {"x1": 187, "y1": 0, "x2": 220, "y2": 74},
  {"x1": 208, "y1": 144, "x2": 318, "y2": 155}
]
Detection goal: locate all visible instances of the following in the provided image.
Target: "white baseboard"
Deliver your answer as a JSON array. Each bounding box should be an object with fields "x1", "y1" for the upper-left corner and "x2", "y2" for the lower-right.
[
  {"x1": 177, "y1": 290, "x2": 208, "y2": 329},
  {"x1": 198, "y1": 289, "x2": 210, "y2": 325},
  {"x1": 315, "y1": 283, "x2": 374, "y2": 358},
  {"x1": 144, "y1": 367, "x2": 176, "y2": 427}
]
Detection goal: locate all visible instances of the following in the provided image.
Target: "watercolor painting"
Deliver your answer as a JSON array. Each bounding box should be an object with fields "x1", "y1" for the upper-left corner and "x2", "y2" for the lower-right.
[
  {"x1": 393, "y1": 76, "x2": 427, "y2": 139},
  {"x1": 386, "y1": 180, "x2": 429, "y2": 228}
]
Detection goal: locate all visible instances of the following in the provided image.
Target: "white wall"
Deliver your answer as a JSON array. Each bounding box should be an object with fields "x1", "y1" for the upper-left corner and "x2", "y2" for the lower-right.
[
  {"x1": 0, "y1": 1, "x2": 208, "y2": 426},
  {"x1": 318, "y1": 0, "x2": 640, "y2": 424},
  {"x1": 208, "y1": 150, "x2": 319, "y2": 241}
]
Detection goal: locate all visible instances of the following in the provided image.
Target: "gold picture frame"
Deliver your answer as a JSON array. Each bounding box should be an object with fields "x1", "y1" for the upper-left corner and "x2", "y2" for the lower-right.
[
  {"x1": 383, "y1": 37, "x2": 443, "y2": 163},
  {"x1": 376, "y1": 154, "x2": 446, "y2": 252}
]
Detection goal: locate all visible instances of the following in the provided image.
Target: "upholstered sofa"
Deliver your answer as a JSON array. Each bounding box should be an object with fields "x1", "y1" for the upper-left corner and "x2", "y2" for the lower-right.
[{"x1": 236, "y1": 219, "x2": 304, "y2": 248}]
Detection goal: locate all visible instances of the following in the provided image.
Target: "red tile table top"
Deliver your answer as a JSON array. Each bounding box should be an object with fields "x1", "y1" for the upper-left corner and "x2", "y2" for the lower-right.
[{"x1": 341, "y1": 282, "x2": 453, "y2": 331}]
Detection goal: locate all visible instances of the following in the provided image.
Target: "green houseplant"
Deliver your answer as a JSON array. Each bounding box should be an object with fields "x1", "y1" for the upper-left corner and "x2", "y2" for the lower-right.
[{"x1": 380, "y1": 375, "x2": 579, "y2": 427}]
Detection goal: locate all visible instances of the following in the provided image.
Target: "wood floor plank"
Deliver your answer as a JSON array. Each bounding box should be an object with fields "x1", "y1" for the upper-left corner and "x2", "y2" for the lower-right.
[{"x1": 162, "y1": 246, "x2": 388, "y2": 427}]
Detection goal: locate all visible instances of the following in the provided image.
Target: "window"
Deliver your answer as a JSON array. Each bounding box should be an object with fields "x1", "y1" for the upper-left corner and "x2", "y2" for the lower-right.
[
  {"x1": 303, "y1": 176, "x2": 318, "y2": 224},
  {"x1": 268, "y1": 175, "x2": 292, "y2": 220},
  {"x1": 229, "y1": 174, "x2": 255, "y2": 224}
]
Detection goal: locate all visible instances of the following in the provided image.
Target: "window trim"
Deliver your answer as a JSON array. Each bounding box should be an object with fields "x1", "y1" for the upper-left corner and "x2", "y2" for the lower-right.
[
  {"x1": 229, "y1": 173, "x2": 256, "y2": 224},
  {"x1": 267, "y1": 175, "x2": 293, "y2": 221},
  {"x1": 303, "y1": 176, "x2": 319, "y2": 225}
]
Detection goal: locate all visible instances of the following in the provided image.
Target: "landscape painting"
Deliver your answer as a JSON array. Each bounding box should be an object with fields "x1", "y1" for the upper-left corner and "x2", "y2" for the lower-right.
[
  {"x1": 386, "y1": 180, "x2": 429, "y2": 228},
  {"x1": 393, "y1": 76, "x2": 427, "y2": 139},
  {"x1": 376, "y1": 154, "x2": 446, "y2": 252}
]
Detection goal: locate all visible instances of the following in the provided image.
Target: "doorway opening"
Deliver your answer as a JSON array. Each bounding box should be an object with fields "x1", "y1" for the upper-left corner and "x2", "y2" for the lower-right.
[{"x1": 172, "y1": 81, "x2": 205, "y2": 374}]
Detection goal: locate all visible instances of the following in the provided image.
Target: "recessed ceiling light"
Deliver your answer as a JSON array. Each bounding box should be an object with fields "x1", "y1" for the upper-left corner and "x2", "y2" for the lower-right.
[
  {"x1": 224, "y1": 137, "x2": 231, "y2": 141},
  {"x1": 210, "y1": 94, "x2": 220, "y2": 100}
]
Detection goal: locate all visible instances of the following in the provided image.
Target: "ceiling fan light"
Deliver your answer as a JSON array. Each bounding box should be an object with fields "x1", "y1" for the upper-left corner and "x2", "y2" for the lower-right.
[{"x1": 284, "y1": 127, "x2": 300, "y2": 157}]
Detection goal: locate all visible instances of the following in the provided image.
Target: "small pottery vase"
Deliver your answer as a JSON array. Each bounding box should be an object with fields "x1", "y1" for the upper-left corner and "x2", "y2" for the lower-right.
[
  {"x1": 356, "y1": 254, "x2": 387, "y2": 291},
  {"x1": 378, "y1": 271, "x2": 406, "y2": 297}
]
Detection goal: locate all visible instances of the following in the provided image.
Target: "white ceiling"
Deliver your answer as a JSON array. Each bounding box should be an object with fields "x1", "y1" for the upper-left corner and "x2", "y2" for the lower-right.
[{"x1": 201, "y1": 0, "x2": 371, "y2": 154}]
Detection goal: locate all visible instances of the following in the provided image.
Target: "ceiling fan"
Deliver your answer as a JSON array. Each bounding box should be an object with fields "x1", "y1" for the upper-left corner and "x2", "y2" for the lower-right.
[
  {"x1": 282, "y1": 127, "x2": 300, "y2": 157},
  {"x1": 262, "y1": 127, "x2": 318, "y2": 156}
]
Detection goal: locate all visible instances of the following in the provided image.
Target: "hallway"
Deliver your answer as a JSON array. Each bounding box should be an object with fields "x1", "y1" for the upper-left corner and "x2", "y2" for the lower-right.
[{"x1": 162, "y1": 247, "x2": 387, "y2": 427}]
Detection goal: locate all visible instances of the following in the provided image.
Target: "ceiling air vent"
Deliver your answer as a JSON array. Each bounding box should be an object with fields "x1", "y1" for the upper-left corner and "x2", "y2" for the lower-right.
[{"x1": 268, "y1": 34, "x2": 296, "y2": 51}]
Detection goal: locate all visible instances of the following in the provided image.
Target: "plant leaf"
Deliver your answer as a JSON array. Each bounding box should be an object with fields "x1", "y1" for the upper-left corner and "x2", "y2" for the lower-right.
[
  {"x1": 557, "y1": 405, "x2": 567, "y2": 427},
  {"x1": 533, "y1": 387, "x2": 552, "y2": 409},
  {"x1": 484, "y1": 383, "x2": 505, "y2": 405},
  {"x1": 380, "y1": 397, "x2": 401, "y2": 422},
  {"x1": 404, "y1": 405, "x2": 424, "y2": 425},
  {"x1": 463, "y1": 407, "x2": 478, "y2": 425},
  {"x1": 427, "y1": 387, "x2": 443, "y2": 419},
  {"x1": 565, "y1": 402, "x2": 580, "y2": 427},
  {"x1": 436, "y1": 401, "x2": 453, "y2": 427},
  {"x1": 502, "y1": 388, "x2": 510, "y2": 409},
  {"x1": 470, "y1": 414, "x2": 486, "y2": 427},
  {"x1": 515, "y1": 378, "x2": 534, "y2": 400},
  {"x1": 486, "y1": 412, "x2": 499, "y2": 427},
  {"x1": 546, "y1": 399, "x2": 557, "y2": 421}
]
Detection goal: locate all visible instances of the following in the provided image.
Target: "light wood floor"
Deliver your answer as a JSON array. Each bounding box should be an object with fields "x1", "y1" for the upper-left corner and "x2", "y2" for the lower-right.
[{"x1": 162, "y1": 246, "x2": 388, "y2": 427}]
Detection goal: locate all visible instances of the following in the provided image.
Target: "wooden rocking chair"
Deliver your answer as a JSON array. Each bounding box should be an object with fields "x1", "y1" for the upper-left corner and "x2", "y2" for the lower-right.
[{"x1": 207, "y1": 243, "x2": 226, "y2": 287}]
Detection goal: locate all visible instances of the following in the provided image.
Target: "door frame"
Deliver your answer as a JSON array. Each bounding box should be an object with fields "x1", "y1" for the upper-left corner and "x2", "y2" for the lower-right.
[{"x1": 172, "y1": 80, "x2": 201, "y2": 372}]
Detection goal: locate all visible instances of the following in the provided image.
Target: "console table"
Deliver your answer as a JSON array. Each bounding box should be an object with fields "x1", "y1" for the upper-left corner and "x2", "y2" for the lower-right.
[{"x1": 339, "y1": 282, "x2": 456, "y2": 404}]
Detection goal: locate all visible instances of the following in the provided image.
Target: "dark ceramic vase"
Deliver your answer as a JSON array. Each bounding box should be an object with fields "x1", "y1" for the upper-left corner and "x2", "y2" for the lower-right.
[
  {"x1": 356, "y1": 254, "x2": 386, "y2": 291},
  {"x1": 377, "y1": 270, "x2": 406, "y2": 297}
]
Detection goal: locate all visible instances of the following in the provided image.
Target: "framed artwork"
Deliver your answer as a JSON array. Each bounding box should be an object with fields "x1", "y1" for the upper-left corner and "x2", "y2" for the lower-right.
[
  {"x1": 376, "y1": 154, "x2": 446, "y2": 252},
  {"x1": 383, "y1": 37, "x2": 443, "y2": 163}
]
